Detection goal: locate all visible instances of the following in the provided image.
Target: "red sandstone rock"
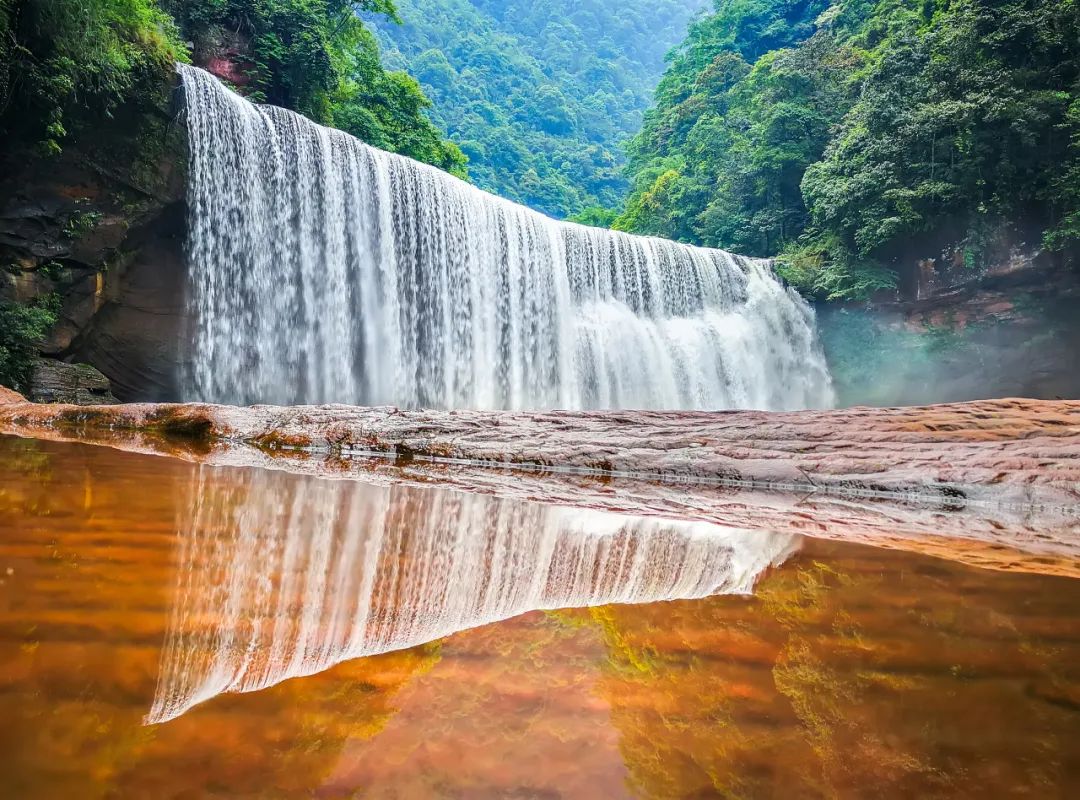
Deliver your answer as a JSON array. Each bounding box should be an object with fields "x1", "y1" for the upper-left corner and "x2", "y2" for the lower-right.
[
  {"x1": 1, "y1": 396, "x2": 1078, "y2": 577},
  {"x1": 5, "y1": 397, "x2": 1080, "y2": 504},
  {"x1": 3, "y1": 413, "x2": 1078, "y2": 579},
  {"x1": 0, "y1": 386, "x2": 25, "y2": 404}
]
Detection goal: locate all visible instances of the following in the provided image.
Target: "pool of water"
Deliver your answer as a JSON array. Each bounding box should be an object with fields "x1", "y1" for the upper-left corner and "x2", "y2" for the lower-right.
[{"x1": 0, "y1": 434, "x2": 1078, "y2": 798}]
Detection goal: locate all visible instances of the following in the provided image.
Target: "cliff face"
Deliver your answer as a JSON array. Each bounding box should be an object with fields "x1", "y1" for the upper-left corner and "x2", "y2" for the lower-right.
[
  {"x1": 0, "y1": 68, "x2": 189, "y2": 401},
  {"x1": 818, "y1": 246, "x2": 1080, "y2": 407}
]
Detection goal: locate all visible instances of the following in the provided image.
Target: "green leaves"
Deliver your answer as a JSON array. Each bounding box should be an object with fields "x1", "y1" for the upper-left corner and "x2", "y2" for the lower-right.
[
  {"x1": 2, "y1": 0, "x2": 186, "y2": 152},
  {"x1": 619, "y1": 0, "x2": 1080, "y2": 300},
  {"x1": 159, "y1": 1, "x2": 465, "y2": 174},
  {"x1": 0, "y1": 298, "x2": 58, "y2": 393},
  {"x1": 619, "y1": 3, "x2": 846, "y2": 257},
  {"x1": 371, "y1": 0, "x2": 711, "y2": 218}
]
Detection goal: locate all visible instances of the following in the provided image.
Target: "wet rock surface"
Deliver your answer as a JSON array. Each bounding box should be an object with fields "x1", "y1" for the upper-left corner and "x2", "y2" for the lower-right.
[
  {"x1": 0, "y1": 394, "x2": 1077, "y2": 577},
  {"x1": 1, "y1": 395, "x2": 1078, "y2": 503}
]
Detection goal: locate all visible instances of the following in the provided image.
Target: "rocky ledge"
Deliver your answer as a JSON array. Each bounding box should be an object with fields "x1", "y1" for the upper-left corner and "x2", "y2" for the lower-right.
[
  {"x1": 1, "y1": 391, "x2": 1078, "y2": 577},
  {"x1": 2, "y1": 393, "x2": 1078, "y2": 505}
]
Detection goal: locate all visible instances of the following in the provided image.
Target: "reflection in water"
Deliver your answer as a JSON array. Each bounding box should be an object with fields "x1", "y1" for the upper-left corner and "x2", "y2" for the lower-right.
[
  {"x1": 3, "y1": 436, "x2": 1080, "y2": 798},
  {"x1": 147, "y1": 467, "x2": 796, "y2": 723}
]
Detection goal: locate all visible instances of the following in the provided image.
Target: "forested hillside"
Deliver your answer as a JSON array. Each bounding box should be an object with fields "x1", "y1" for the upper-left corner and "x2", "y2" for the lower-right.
[
  {"x1": 369, "y1": 0, "x2": 709, "y2": 218},
  {"x1": 615, "y1": 0, "x2": 1080, "y2": 299},
  {"x1": 0, "y1": 0, "x2": 463, "y2": 171}
]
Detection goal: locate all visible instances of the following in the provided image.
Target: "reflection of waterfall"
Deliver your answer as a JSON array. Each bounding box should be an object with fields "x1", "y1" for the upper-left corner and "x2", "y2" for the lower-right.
[
  {"x1": 147, "y1": 467, "x2": 797, "y2": 724},
  {"x1": 178, "y1": 65, "x2": 832, "y2": 411}
]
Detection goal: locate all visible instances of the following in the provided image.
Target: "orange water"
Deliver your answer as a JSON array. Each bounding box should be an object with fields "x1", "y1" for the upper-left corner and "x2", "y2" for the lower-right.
[{"x1": 0, "y1": 434, "x2": 1078, "y2": 799}]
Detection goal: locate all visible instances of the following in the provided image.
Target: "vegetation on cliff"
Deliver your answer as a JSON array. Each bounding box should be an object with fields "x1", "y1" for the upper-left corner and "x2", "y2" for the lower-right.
[
  {"x1": 0, "y1": 297, "x2": 57, "y2": 393},
  {"x1": 0, "y1": 0, "x2": 469, "y2": 392},
  {"x1": 163, "y1": 0, "x2": 465, "y2": 173},
  {"x1": 370, "y1": 0, "x2": 709, "y2": 218},
  {"x1": 0, "y1": 0, "x2": 185, "y2": 154},
  {"x1": 0, "y1": 0, "x2": 463, "y2": 171},
  {"x1": 614, "y1": 0, "x2": 1080, "y2": 299}
]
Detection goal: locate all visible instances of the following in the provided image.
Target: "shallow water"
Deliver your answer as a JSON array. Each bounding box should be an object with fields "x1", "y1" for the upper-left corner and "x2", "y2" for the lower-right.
[{"x1": 0, "y1": 434, "x2": 1078, "y2": 799}]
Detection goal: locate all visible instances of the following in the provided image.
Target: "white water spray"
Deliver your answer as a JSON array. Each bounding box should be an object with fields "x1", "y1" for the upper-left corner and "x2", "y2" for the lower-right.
[
  {"x1": 146, "y1": 467, "x2": 796, "y2": 723},
  {"x1": 179, "y1": 65, "x2": 832, "y2": 410}
]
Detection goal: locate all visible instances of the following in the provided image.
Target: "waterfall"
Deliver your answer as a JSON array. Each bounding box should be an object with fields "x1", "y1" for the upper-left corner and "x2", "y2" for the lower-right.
[
  {"x1": 146, "y1": 467, "x2": 797, "y2": 724},
  {"x1": 179, "y1": 64, "x2": 833, "y2": 411}
]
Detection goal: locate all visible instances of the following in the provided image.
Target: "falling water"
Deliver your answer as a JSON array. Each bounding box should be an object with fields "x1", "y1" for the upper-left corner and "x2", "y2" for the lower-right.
[
  {"x1": 146, "y1": 467, "x2": 797, "y2": 723},
  {"x1": 179, "y1": 65, "x2": 832, "y2": 410}
]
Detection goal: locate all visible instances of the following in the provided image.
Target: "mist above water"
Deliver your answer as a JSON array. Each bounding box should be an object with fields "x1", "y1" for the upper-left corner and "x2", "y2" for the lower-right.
[{"x1": 179, "y1": 65, "x2": 833, "y2": 411}]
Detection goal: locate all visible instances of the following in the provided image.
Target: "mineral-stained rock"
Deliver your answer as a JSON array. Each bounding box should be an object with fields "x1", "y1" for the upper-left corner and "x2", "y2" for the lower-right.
[
  {"x1": 26, "y1": 358, "x2": 118, "y2": 405},
  {"x1": 1, "y1": 396, "x2": 1078, "y2": 578},
  {"x1": 1, "y1": 396, "x2": 1079, "y2": 506}
]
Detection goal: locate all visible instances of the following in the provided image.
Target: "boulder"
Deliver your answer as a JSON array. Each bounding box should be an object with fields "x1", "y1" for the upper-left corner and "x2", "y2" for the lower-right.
[{"x1": 26, "y1": 358, "x2": 119, "y2": 405}]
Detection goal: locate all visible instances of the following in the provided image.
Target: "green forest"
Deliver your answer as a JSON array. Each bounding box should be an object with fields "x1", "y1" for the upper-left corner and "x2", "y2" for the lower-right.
[
  {"x1": 0, "y1": 0, "x2": 706, "y2": 221},
  {"x1": 369, "y1": 0, "x2": 708, "y2": 218},
  {"x1": 614, "y1": 0, "x2": 1080, "y2": 299},
  {"x1": 2, "y1": 0, "x2": 1078, "y2": 308},
  {"x1": 0, "y1": 0, "x2": 463, "y2": 171}
]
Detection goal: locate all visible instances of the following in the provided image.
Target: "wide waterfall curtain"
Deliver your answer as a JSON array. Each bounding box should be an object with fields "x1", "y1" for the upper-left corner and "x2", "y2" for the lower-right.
[{"x1": 179, "y1": 65, "x2": 833, "y2": 412}]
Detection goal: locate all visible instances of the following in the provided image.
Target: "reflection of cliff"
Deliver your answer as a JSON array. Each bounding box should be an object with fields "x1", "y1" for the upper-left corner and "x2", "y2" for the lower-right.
[
  {"x1": 148, "y1": 465, "x2": 796, "y2": 723},
  {"x1": 116, "y1": 644, "x2": 442, "y2": 799},
  {"x1": 595, "y1": 540, "x2": 1080, "y2": 798},
  {"x1": 321, "y1": 611, "x2": 630, "y2": 798}
]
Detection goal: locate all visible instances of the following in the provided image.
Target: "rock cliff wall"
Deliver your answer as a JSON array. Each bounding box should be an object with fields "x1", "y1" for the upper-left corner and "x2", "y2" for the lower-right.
[{"x1": 0, "y1": 68, "x2": 188, "y2": 401}]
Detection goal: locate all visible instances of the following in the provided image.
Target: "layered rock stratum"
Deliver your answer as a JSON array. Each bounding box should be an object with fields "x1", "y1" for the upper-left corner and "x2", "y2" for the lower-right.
[{"x1": 1, "y1": 391, "x2": 1078, "y2": 577}]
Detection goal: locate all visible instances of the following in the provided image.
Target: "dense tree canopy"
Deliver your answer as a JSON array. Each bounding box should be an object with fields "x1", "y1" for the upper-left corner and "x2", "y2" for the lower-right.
[
  {"x1": 1, "y1": 0, "x2": 186, "y2": 154},
  {"x1": 615, "y1": 0, "x2": 1080, "y2": 299},
  {"x1": 370, "y1": 0, "x2": 709, "y2": 218},
  {"x1": 0, "y1": 0, "x2": 464, "y2": 172},
  {"x1": 163, "y1": 0, "x2": 465, "y2": 173},
  {"x1": 4, "y1": 0, "x2": 1077, "y2": 301}
]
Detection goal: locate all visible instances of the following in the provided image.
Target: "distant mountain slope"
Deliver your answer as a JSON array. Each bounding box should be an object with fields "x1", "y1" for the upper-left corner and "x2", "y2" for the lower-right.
[{"x1": 368, "y1": 0, "x2": 708, "y2": 218}]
